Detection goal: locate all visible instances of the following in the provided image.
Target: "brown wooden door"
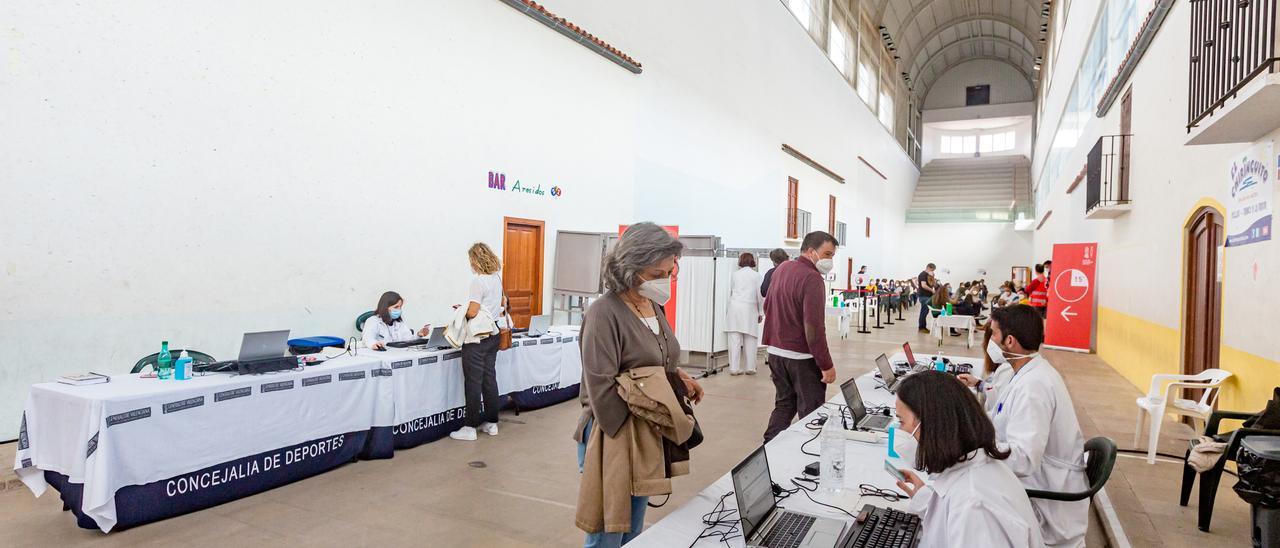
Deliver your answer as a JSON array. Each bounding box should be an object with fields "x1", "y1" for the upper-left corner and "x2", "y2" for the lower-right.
[
  {"x1": 502, "y1": 217, "x2": 544, "y2": 329},
  {"x1": 786, "y1": 177, "x2": 799, "y2": 239},
  {"x1": 1183, "y1": 207, "x2": 1223, "y2": 400},
  {"x1": 1119, "y1": 87, "x2": 1132, "y2": 201}
]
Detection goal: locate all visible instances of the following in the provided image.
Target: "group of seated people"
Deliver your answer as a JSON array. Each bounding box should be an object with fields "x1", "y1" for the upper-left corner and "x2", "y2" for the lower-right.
[{"x1": 893, "y1": 303, "x2": 1090, "y2": 547}]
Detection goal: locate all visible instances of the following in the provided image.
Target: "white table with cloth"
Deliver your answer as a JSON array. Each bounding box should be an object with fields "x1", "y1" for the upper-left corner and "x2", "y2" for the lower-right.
[
  {"x1": 630, "y1": 353, "x2": 982, "y2": 547},
  {"x1": 13, "y1": 326, "x2": 583, "y2": 532},
  {"x1": 931, "y1": 314, "x2": 977, "y2": 348}
]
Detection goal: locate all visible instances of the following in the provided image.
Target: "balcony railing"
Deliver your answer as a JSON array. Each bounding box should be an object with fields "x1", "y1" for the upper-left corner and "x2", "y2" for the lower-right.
[
  {"x1": 1187, "y1": 0, "x2": 1279, "y2": 129},
  {"x1": 1086, "y1": 135, "x2": 1132, "y2": 217}
]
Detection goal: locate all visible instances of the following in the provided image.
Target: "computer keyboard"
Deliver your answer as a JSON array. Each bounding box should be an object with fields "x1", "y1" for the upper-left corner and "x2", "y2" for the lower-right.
[
  {"x1": 850, "y1": 505, "x2": 920, "y2": 548},
  {"x1": 761, "y1": 512, "x2": 816, "y2": 548},
  {"x1": 386, "y1": 339, "x2": 430, "y2": 349}
]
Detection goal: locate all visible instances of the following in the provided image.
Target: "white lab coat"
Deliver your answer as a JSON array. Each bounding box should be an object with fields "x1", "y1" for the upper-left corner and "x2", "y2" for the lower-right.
[
  {"x1": 362, "y1": 315, "x2": 415, "y2": 347},
  {"x1": 725, "y1": 267, "x2": 763, "y2": 336},
  {"x1": 978, "y1": 363, "x2": 1015, "y2": 416},
  {"x1": 991, "y1": 356, "x2": 1089, "y2": 548},
  {"x1": 907, "y1": 451, "x2": 1045, "y2": 548}
]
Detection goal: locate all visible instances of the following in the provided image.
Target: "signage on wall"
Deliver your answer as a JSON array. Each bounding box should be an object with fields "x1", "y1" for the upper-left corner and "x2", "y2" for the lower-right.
[
  {"x1": 487, "y1": 171, "x2": 562, "y2": 199},
  {"x1": 1225, "y1": 142, "x2": 1272, "y2": 247},
  {"x1": 1044, "y1": 242, "x2": 1098, "y2": 352}
]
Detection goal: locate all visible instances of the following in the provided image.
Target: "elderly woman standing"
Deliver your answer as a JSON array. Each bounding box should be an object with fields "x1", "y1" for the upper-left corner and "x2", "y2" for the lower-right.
[
  {"x1": 725, "y1": 252, "x2": 763, "y2": 375},
  {"x1": 575, "y1": 222, "x2": 704, "y2": 547}
]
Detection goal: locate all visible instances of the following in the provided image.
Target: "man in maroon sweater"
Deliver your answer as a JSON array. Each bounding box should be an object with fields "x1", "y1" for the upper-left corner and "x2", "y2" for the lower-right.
[{"x1": 761, "y1": 231, "x2": 839, "y2": 442}]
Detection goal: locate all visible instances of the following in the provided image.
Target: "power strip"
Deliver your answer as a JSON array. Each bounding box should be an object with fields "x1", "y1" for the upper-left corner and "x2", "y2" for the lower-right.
[{"x1": 840, "y1": 429, "x2": 885, "y2": 443}]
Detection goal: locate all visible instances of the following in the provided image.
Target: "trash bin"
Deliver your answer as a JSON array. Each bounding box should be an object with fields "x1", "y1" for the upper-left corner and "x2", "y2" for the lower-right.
[{"x1": 1234, "y1": 436, "x2": 1280, "y2": 547}]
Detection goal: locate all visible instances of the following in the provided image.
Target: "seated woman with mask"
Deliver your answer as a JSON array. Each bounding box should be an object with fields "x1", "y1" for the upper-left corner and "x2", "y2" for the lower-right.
[
  {"x1": 362, "y1": 291, "x2": 431, "y2": 350},
  {"x1": 891, "y1": 371, "x2": 1044, "y2": 548}
]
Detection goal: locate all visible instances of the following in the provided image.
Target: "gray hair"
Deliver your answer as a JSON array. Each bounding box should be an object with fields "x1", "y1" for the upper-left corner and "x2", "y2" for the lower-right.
[{"x1": 602, "y1": 222, "x2": 684, "y2": 293}]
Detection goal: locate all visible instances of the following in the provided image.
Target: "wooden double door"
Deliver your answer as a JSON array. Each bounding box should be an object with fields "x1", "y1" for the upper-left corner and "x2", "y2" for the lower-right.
[{"x1": 502, "y1": 217, "x2": 544, "y2": 329}]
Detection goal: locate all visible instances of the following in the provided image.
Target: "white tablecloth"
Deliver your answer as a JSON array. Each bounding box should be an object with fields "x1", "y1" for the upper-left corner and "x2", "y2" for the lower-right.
[
  {"x1": 631, "y1": 353, "x2": 982, "y2": 547},
  {"x1": 932, "y1": 315, "x2": 977, "y2": 348},
  {"x1": 13, "y1": 326, "x2": 583, "y2": 532}
]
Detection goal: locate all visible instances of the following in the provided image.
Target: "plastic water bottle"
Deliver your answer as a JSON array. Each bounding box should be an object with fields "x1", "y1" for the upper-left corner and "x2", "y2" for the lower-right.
[
  {"x1": 157, "y1": 341, "x2": 173, "y2": 379},
  {"x1": 174, "y1": 350, "x2": 192, "y2": 381},
  {"x1": 820, "y1": 418, "x2": 846, "y2": 494},
  {"x1": 935, "y1": 352, "x2": 947, "y2": 372}
]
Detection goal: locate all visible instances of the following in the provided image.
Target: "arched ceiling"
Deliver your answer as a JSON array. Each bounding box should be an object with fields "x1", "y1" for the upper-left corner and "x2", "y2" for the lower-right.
[{"x1": 866, "y1": 0, "x2": 1045, "y2": 104}]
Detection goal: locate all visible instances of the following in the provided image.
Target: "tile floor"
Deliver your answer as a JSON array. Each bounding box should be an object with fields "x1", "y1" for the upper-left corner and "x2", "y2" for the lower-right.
[{"x1": 0, "y1": 309, "x2": 1255, "y2": 547}]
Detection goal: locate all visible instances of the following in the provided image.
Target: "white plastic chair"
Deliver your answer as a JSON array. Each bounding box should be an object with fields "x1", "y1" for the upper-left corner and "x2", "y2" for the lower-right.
[{"x1": 1133, "y1": 369, "x2": 1233, "y2": 464}]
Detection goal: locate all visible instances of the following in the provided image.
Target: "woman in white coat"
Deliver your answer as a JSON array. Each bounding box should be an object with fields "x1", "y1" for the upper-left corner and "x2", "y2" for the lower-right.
[
  {"x1": 725, "y1": 253, "x2": 764, "y2": 375},
  {"x1": 986, "y1": 305, "x2": 1089, "y2": 548},
  {"x1": 891, "y1": 371, "x2": 1044, "y2": 548},
  {"x1": 362, "y1": 291, "x2": 431, "y2": 350}
]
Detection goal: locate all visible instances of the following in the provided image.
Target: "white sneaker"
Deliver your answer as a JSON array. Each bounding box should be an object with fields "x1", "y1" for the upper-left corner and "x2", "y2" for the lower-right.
[
  {"x1": 479, "y1": 422, "x2": 499, "y2": 436},
  {"x1": 745, "y1": 370, "x2": 757, "y2": 376},
  {"x1": 449, "y1": 426, "x2": 477, "y2": 441}
]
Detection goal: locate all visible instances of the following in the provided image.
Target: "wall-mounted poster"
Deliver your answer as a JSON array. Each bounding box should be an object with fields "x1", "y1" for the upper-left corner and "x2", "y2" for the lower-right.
[{"x1": 1226, "y1": 141, "x2": 1273, "y2": 247}]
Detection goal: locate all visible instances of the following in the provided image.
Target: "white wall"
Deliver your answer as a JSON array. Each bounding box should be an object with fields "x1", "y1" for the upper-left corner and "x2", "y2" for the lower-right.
[
  {"x1": 897, "y1": 223, "x2": 1035, "y2": 285},
  {"x1": 923, "y1": 59, "x2": 1035, "y2": 110},
  {"x1": 1032, "y1": 0, "x2": 1278, "y2": 363},
  {"x1": 0, "y1": 0, "x2": 918, "y2": 438}
]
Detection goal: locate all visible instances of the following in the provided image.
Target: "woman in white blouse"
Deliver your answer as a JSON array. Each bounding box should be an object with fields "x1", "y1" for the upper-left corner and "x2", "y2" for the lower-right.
[
  {"x1": 890, "y1": 371, "x2": 1044, "y2": 548},
  {"x1": 449, "y1": 243, "x2": 506, "y2": 442},
  {"x1": 725, "y1": 253, "x2": 764, "y2": 375},
  {"x1": 362, "y1": 291, "x2": 431, "y2": 350}
]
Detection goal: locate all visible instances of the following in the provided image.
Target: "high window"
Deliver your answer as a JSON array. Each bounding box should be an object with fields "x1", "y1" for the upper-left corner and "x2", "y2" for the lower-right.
[
  {"x1": 827, "y1": 21, "x2": 849, "y2": 75},
  {"x1": 940, "y1": 130, "x2": 1016, "y2": 154},
  {"x1": 787, "y1": 0, "x2": 814, "y2": 31},
  {"x1": 878, "y1": 92, "x2": 894, "y2": 131}
]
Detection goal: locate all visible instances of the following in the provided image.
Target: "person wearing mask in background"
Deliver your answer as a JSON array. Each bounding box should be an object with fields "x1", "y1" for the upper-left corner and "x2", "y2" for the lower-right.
[
  {"x1": 362, "y1": 291, "x2": 432, "y2": 351},
  {"x1": 760, "y1": 248, "x2": 789, "y2": 298},
  {"x1": 996, "y1": 282, "x2": 1018, "y2": 308},
  {"x1": 854, "y1": 264, "x2": 868, "y2": 289},
  {"x1": 1025, "y1": 263, "x2": 1049, "y2": 319},
  {"x1": 449, "y1": 243, "x2": 507, "y2": 442},
  {"x1": 574, "y1": 222, "x2": 703, "y2": 547},
  {"x1": 1042, "y1": 260, "x2": 1053, "y2": 317},
  {"x1": 891, "y1": 371, "x2": 1044, "y2": 548},
  {"x1": 760, "y1": 231, "x2": 839, "y2": 442},
  {"x1": 726, "y1": 252, "x2": 764, "y2": 376},
  {"x1": 916, "y1": 263, "x2": 937, "y2": 333},
  {"x1": 985, "y1": 305, "x2": 1088, "y2": 547}
]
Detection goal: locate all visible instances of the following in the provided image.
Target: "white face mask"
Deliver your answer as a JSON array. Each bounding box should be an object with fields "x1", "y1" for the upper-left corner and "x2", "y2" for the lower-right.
[
  {"x1": 987, "y1": 336, "x2": 1038, "y2": 365},
  {"x1": 637, "y1": 277, "x2": 672, "y2": 305},
  {"x1": 893, "y1": 423, "x2": 920, "y2": 467},
  {"x1": 815, "y1": 258, "x2": 834, "y2": 275}
]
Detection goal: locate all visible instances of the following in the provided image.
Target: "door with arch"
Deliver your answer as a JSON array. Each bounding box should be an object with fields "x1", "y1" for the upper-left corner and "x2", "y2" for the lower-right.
[{"x1": 1182, "y1": 207, "x2": 1223, "y2": 401}]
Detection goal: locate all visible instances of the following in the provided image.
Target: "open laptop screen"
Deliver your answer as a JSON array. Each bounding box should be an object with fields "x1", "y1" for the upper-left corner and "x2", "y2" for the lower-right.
[
  {"x1": 529, "y1": 314, "x2": 552, "y2": 333},
  {"x1": 875, "y1": 353, "x2": 897, "y2": 384},
  {"x1": 903, "y1": 342, "x2": 917, "y2": 366},
  {"x1": 841, "y1": 378, "x2": 868, "y2": 424},
  {"x1": 732, "y1": 446, "x2": 776, "y2": 540}
]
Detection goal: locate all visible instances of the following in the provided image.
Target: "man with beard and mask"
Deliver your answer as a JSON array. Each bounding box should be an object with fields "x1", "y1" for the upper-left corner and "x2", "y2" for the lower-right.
[
  {"x1": 760, "y1": 230, "x2": 839, "y2": 442},
  {"x1": 958, "y1": 304, "x2": 1088, "y2": 547}
]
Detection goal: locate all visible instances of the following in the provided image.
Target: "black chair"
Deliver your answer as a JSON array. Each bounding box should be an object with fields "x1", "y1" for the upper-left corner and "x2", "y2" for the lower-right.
[
  {"x1": 1180, "y1": 409, "x2": 1280, "y2": 531},
  {"x1": 130, "y1": 350, "x2": 217, "y2": 374},
  {"x1": 355, "y1": 310, "x2": 376, "y2": 332},
  {"x1": 1026, "y1": 437, "x2": 1117, "y2": 501}
]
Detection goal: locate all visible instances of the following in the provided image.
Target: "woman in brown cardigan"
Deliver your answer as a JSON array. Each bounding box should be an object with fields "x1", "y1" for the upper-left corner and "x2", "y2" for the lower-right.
[{"x1": 574, "y1": 222, "x2": 704, "y2": 547}]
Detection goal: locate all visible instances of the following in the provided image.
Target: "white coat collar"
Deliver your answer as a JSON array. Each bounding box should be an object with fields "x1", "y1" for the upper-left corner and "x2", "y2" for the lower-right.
[{"x1": 929, "y1": 450, "x2": 989, "y2": 496}]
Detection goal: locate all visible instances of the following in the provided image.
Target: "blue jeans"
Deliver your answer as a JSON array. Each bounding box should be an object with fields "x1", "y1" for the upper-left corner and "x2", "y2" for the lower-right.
[
  {"x1": 578, "y1": 419, "x2": 648, "y2": 547},
  {"x1": 917, "y1": 295, "x2": 931, "y2": 328}
]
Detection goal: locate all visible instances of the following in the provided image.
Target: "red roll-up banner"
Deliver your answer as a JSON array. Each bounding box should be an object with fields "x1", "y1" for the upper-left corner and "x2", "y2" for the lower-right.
[{"x1": 1044, "y1": 242, "x2": 1098, "y2": 352}]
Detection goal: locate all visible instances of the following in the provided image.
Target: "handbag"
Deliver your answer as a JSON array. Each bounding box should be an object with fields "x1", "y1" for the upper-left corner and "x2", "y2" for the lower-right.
[
  {"x1": 497, "y1": 282, "x2": 513, "y2": 351},
  {"x1": 666, "y1": 370, "x2": 704, "y2": 450}
]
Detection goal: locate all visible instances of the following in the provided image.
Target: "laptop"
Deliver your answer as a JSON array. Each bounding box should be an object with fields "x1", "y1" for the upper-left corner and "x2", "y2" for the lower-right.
[
  {"x1": 238, "y1": 330, "x2": 290, "y2": 361},
  {"x1": 525, "y1": 314, "x2": 552, "y2": 338},
  {"x1": 875, "y1": 354, "x2": 905, "y2": 394},
  {"x1": 732, "y1": 446, "x2": 848, "y2": 548},
  {"x1": 894, "y1": 342, "x2": 928, "y2": 373},
  {"x1": 840, "y1": 378, "x2": 893, "y2": 432},
  {"x1": 425, "y1": 326, "x2": 451, "y2": 350}
]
